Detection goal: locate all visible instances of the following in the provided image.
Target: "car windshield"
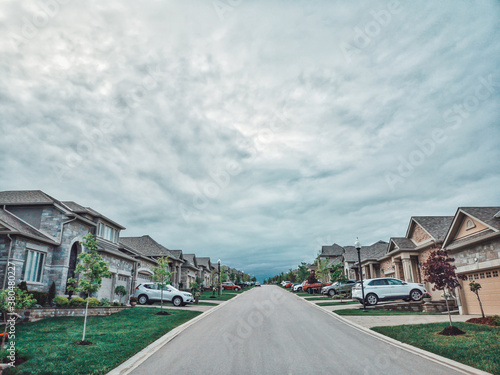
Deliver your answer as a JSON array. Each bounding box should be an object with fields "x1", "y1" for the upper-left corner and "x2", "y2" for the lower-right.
[{"x1": 160, "y1": 284, "x2": 177, "y2": 291}]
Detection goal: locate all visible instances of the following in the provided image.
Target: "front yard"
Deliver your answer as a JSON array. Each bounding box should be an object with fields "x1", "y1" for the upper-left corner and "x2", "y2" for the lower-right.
[
  {"x1": 372, "y1": 322, "x2": 500, "y2": 374},
  {"x1": 2, "y1": 307, "x2": 200, "y2": 375}
]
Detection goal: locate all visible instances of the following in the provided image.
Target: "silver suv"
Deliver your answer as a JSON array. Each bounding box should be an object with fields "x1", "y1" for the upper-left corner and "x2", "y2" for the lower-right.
[
  {"x1": 321, "y1": 280, "x2": 357, "y2": 297},
  {"x1": 134, "y1": 283, "x2": 194, "y2": 307},
  {"x1": 352, "y1": 278, "x2": 426, "y2": 306}
]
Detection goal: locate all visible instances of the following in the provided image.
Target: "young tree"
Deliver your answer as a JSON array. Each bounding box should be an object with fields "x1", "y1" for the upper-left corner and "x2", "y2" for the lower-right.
[
  {"x1": 229, "y1": 272, "x2": 236, "y2": 282},
  {"x1": 421, "y1": 248, "x2": 467, "y2": 333},
  {"x1": 296, "y1": 262, "x2": 309, "y2": 282},
  {"x1": 469, "y1": 281, "x2": 485, "y2": 318},
  {"x1": 152, "y1": 257, "x2": 173, "y2": 312},
  {"x1": 330, "y1": 263, "x2": 348, "y2": 302},
  {"x1": 67, "y1": 233, "x2": 111, "y2": 343},
  {"x1": 220, "y1": 266, "x2": 228, "y2": 283},
  {"x1": 114, "y1": 285, "x2": 127, "y2": 304},
  {"x1": 315, "y1": 258, "x2": 330, "y2": 284}
]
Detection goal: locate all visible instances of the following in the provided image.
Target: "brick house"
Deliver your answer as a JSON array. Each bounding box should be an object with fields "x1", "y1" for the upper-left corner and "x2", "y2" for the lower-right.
[
  {"x1": 443, "y1": 207, "x2": 500, "y2": 315},
  {"x1": 353, "y1": 241, "x2": 388, "y2": 280},
  {"x1": 196, "y1": 257, "x2": 214, "y2": 288}
]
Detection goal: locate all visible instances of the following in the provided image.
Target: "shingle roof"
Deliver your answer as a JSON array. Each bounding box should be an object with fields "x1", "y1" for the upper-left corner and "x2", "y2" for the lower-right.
[
  {"x1": 64, "y1": 203, "x2": 125, "y2": 230},
  {"x1": 360, "y1": 240, "x2": 388, "y2": 261},
  {"x1": 320, "y1": 243, "x2": 344, "y2": 257},
  {"x1": 412, "y1": 216, "x2": 454, "y2": 242},
  {"x1": 0, "y1": 190, "x2": 57, "y2": 205},
  {"x1": 182, "y1": 254, "x2": 198, "y2": 270},
  {"x1": 120, "y1": 236, "x2": 180, "y2": 261},
  {"x1": 170, "y1": 250, "x2": 183, "y2": 259},
  {"x1": 0, "y1": 209, "x2": 57, "y2": 244},
  {"x1": 197, "y1": 257, "x2": 212, "y2": 269},
  {"x1": 343, "y1": 246, "x2": 359, "y2": 262},
  {"x1": 391, "y1": 237, "x2": 416, "y2": 250},
  {"x1": 461, "y1": 207, "x2": 500, "y2": 231}
]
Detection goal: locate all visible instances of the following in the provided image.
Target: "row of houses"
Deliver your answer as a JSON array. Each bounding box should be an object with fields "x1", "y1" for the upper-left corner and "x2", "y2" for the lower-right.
[
  {"x1": 0, "y1": 190, "x2": 246, "y2": 302},
  {"x1": 314, "y1": 207, "x2": 500, "y2": 315}
]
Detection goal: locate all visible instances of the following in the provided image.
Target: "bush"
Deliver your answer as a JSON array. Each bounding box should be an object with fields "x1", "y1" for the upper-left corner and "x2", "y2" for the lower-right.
[
  {"x1": 17, "y1": 281, "x2": 28, "y2": 291},
  {"x1": 29, "y1": 291, "x2": 48, "y2": 306},
  {"x1": 54, "y1": 296, "x2": 69, "y2": 307},
  {"x1": 48, "y1": 282, "x2": 56, "y2": 305},
  {"x1": 69, "y1": 297, "x2": 85, "y2": 307},
  {"x1": 112, "y1": 301, "x2": 121, "y2": 306},
  {"x1": 100, "y1": 298, "x2": 111, "y2": 307},
  {"x1": 129, "y1": 297, "x2": 138, "y2": 303},
  {"x1": 86, "y1": 297, "x2": 100, "y2": 307}
]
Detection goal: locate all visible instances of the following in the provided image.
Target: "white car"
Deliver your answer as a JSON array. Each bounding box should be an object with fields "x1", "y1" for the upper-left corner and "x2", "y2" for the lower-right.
[
  {"x1": 281, "y1": 281, "x2": 290, "y2": 287},
  {"x1": 293, "y1": 281, "x2": 305, "y2": 292},
  {"x1": 351, "y1": 278, "x2": 426, "y2": 306},
  {"x1": 134, "y1": 283, "x2": 194, "y2": 307}
]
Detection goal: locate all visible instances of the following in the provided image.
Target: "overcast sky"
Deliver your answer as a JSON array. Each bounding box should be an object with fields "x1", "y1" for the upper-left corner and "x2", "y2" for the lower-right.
[{"x1": 1, "y1": 1, "x2": 499, "y2": 281}]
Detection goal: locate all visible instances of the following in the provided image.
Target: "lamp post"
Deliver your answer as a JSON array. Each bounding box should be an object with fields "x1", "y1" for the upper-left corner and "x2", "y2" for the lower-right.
[
  {"x1": 217, "y1": 259, "x2": 221, "y2": 296},
  {"x1": 355, "y1": 238, "x2": 367, "y2": 312}
]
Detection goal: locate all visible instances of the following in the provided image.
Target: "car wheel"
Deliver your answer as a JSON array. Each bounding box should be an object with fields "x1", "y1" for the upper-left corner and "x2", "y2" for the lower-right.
[
  {"x1": 328, "y1": 289, "x2": 335, "y2": 297},
  {"x1": 172, "y1": 296, "x2": 183, "y2": 307},
  {"x1": 138, "y1": 295, "x2": 149, "y2": 305},
  {"x1": 235, "y1": 288, "x2": 240, "y2": 291},
  {"x1": 410, "y1": 289, "x2": 423, "y2": 301},
  {"x1": 365, "y1": 293, "x2": 378, "y2": 306}
]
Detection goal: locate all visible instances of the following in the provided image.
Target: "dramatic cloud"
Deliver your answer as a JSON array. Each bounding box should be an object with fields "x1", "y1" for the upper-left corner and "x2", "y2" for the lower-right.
[{"x1": 1, "y1": 1, "x2": 499, "y2": 280}]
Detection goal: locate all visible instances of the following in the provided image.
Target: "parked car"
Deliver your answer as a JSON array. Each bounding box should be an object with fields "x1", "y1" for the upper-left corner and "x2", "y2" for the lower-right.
[
  {"x1": 284, "y1": 282, "x2": 294, "y2": 288},
  {"x1": 281, "y1": 281, "x2": 290, "y2": 287},
  {"x1": 255, "y1": 282, "x2": 261, "y2": 287},
  {"x1": 303, "y1": 281, "x2": 331, "y2": 293},
  {"x1": 293, "y1": 281, "x2": 305, "y2": 292},
  {"x1": 321, "y1": 280, "x2": 357, "y2": 297},
  {"x1": 351, "y1": 278, "x2": 426, "y2": 306},
  {"x1": 222, "y1": 282, "x2": 241, "y2": 291},
  {"x1": 134, "y1": 283, "x2": 194, "y2": 307}
]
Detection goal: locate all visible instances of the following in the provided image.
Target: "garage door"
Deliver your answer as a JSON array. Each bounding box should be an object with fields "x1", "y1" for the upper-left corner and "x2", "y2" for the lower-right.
[{"x1": 462, "y1": 268, "x2": 500, "y2": 315}]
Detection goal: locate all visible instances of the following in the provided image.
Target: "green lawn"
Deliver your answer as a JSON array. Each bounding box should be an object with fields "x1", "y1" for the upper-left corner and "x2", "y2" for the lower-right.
[
  {"x1": 3, "y1": 307, "x2": 201, "y2": 375},
  {"x1": 198, "y1": 290, "x2": 238, "y2": 301},
  {"x1": 195, "y1": 301, "x2": 219, "y2": 306},
  {"x1": 316, "y1": 301, "x2": 358, "y2": 306},
  {"x1": 334, "y1": 308, "x2": 441, "y2": 316},
  {"x1": 372, "y1": 322, "x2": 500, "y2": 374},
  {"x1": 304, "y1": 296, "x2": 330, "y2": 301}
]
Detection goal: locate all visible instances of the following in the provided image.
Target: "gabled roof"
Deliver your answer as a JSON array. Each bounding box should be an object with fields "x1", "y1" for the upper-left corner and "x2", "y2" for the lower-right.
[
  {"x1": 407, "y1": 216, "x2": 453, "y2": 242},
  {"x1": 0, "y1": 209, "x2": 58, "y2": 245},
  {"x1": 343, "y1": 246, "x2": 359, "y2": 262},
  {"x1": 443, "y1": 207, "x2": 500, "y2": 248},
  {"x1": 170, "y1": 250, "x2": 183, "y2": 260},
  {"x1": 120, "y1": 236, "x2": 181, "y2": 261},
  {"x1": 197, "y1": 257, "x2": 212, "y2": 269},
  {"x1": 388, "y1": 237, "x2": 416, "y2": 252},
  {"x1": 183, "y1": 254, "x2": 198, "y2": 269},
  {"x1": 361, "y1": 240, "x2": 388, "y2": 261},
  {"x1": 320, "y1": 243, "x2": 344, "y2": 257},
  {"x1": 63, "y1": 202, "x2": 125, "y2": 230}
]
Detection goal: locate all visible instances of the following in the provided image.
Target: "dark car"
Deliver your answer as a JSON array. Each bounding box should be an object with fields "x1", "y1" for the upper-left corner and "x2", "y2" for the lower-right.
[{"x1": 321, "y1": 280, "x2": 357, "y2": 297}]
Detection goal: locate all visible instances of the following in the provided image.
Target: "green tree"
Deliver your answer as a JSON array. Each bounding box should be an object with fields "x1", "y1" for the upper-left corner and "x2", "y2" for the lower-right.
[
  {"x1": 296, "y1": 262, "x2": 309, "y2": 282},
  {"x1": 67, "y1": 233, "x2": 111, "y2": 343},
  {"x1": 114, "y1": 285, "x2": 127, "y2": 303},
  {"x1": 330, "y1": 263, "x2": 348, "y2": 302},
  {"x1": 152, "y1": 257, "x2": 173, "y2": 311},
  {"x1": 220, "y1": 266, "x2": 228, "y2": 282},
  {"x1": 469, "y1": 281, "x2": 485, "y2": 318},
  {"x1": 230, "y1": 272, "x2": 236, "y2": 282},
  {"x1": 251, "y1": 276, "x2": 257, "y2": 282},
  {"x1": 235, "y1": 274, "x2": 242, "y2": 284},
  {"x1": 315, "y1": 258, "x2": 330, "y2": 284},
  {"x1": 285, "y1": 269, "x2": 296, "y2": 282}
]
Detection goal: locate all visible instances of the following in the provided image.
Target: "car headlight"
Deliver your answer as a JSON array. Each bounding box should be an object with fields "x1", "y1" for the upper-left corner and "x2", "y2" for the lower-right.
[{"x1": 183, "y1": 293, "x2": 192, "y2": 298}]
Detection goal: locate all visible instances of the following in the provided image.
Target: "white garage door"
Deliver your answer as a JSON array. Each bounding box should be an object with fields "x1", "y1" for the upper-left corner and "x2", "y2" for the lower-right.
[{"x1": 462, "y1": 268, "x2": 500, "y2": 315}]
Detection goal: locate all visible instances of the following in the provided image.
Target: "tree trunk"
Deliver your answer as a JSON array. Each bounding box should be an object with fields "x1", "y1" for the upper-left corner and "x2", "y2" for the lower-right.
[
  {"x1": 444, "y1": 295, "x2": 452, "y2": 326},
  {"x1": 160, "y1": 289, "x2": 163, "y2": 310},
  {"x1": 82, "y1": 298, "x2": 89, "y2": 341},
  {"x1": 475, "y1": 292, "x2": 485, "y2": 318}
]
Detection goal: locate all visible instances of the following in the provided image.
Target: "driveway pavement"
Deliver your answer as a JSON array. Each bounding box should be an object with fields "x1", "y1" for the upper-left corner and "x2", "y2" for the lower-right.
[{"x1": 128, "y1": 286, "x2": 469, "y2": 375}]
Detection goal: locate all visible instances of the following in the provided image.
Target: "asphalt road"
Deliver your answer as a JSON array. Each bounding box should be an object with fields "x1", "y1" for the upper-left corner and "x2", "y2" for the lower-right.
[{"x1": 131, "y1": 286, "x2": 464, "y2": 375}]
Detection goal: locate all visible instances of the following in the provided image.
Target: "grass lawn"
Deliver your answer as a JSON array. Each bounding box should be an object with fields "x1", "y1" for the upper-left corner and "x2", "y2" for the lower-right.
[
  {"x1": 372, "y1": 322, "x2": 500, "y2": 374},
  {"x1": 334, "y1": 308, "x2": 441, "y2": 316},
  {"x1": 3, "y1": 307, "x2": 200, "y2": 375},
  {"x1": 151, "y1": 301, "x2": 218, "y2": 307},
  {"x1": 195, "y1": 301, "x2": 218, "y2": 306},
  {"x1": 198, "y1": 290, "x2": 238, "y2": 301},
  {"x1": 316, "y1": 301, "x2": 358, "y2": 307}
]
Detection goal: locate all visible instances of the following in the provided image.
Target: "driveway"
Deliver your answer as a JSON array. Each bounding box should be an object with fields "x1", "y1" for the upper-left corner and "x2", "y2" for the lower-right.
[{"x1": 129, "y1": 286, "x2": 466, "y2": 375}]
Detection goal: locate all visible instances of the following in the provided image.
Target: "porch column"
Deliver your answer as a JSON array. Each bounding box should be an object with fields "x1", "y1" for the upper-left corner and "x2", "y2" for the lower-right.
[
  {"x1": 369, "y1": 264, "x2": 375, "y2": 279},
  {"x1": 394, "y1": 260, "x2": 401, "y2": 279}
]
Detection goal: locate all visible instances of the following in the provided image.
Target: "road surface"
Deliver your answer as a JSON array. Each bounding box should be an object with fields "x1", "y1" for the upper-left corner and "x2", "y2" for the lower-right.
[{"x1": 131, "y1": 286, "x2": 465, "y2": 375}]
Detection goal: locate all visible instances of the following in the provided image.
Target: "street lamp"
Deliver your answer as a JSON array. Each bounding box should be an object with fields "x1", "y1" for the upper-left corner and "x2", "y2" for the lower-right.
[
  {"x1": 355, "y1": 238, "x2": 367, "y2": 312},
  {"x1": 217, "y1": 259, "x2": 221, "y2": 296}
]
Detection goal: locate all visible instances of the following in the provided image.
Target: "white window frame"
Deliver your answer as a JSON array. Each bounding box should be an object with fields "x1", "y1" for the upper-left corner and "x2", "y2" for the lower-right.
[{"x1": 23, "y1": 249, "x2": 46, "y2": 283}]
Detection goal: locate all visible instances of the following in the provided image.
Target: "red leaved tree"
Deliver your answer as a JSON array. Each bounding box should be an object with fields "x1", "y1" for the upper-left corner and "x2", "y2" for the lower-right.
[{"x1": 421, "y1": 248, "x2": 467, "y2": 333}]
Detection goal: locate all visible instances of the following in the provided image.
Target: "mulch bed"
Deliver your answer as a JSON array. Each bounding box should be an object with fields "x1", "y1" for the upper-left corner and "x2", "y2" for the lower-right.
[
  {"x1": 466, "y1": 317, "x2": 499, "y2": 327},
  {"x1": 438, "y1": 325, "x2": 466, "y2": 336},
  {"x1": 72, "y1": 340, "x2": 93, "y2": 345},
  {"x1": 155, "y1": 311, "x2": 171, "y2": 316}
]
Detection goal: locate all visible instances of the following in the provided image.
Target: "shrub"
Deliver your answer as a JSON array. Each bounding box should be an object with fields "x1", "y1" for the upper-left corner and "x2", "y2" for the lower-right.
[
  {"x1": 29, "y1": 291, "x2": 48, "y2": 306},
  {"x1": 47, "y1": 282, "x2": 56, "y2": 305},
  {"x1": 17, "y1": 281, "x2": 28, "y2": 291},
  {"x1": 54, "y1": 296, "x2": 69, "y2": 307},
  {"x1": 86, "y1": 297, "x2": 100, "y2": 307},
  {"x1": 112, "y1": 301, "x2": 121, "y2": 306},
  {"x1": 129, "y1": 297, "x2": 138, "y2": 303},
  {"x1": 100, "y1": 298, "x2": 111, "y2": 307},
  {"x1": 69, "y1": 297, "x2": 85, "y2": 307}
]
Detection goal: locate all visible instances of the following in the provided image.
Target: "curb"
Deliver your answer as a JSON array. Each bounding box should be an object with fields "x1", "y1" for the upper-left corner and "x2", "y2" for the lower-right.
[
  {"x1": 106, "y1": 291, "x2": 248, "y2": 375},
  {"x1": 293, "y1": 292, "x2": 490, "y2": 375}
]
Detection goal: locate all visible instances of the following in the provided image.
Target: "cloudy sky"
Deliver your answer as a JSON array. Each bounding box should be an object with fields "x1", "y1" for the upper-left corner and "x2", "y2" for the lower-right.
[{"x1": 1, "y1": 1, "x2": 499, "y2": 281}]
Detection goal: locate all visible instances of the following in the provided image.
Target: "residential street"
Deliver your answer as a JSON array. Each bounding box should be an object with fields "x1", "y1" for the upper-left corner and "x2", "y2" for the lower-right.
[{"x1": 130, "y1": 286, "x2": 465, "y2": 375}]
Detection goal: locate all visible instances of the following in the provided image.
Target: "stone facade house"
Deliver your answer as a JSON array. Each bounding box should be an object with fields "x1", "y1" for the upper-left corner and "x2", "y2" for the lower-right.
[
  {"x1": 196, "y1": 257, "x2": 213, "y2": 288},
  {"x1": 443, "y1": 207, "x2": 500, "y2": 315},
  {"x1": 353, "y1": 241, "x2": 388, "y2": 280},
  {"x1": 179, "y1": 253, "x2": 199, "y2": 290}
]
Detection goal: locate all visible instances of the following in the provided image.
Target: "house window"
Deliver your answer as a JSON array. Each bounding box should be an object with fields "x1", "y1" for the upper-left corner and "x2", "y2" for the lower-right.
[
  {"x1": 480, "y1": 273, "x2": 485, "y2": 279},
  {"x1": 493, "y1": 270, "x2": 499, "y2": 278},
  {"x1": 98, "y1": 223, "x2": 119, "y2": 243},
  {"x1": 468, "y1": 275, "x2": 474, "y2": 281},
  {"x1": 474, "y1": 273, "x2": 479, "y2": 280},
  {"x1": 23, "y1": 250, "x2": 46, "y2": 283},
  {"x1": 486, "y1": 271, "x2": 491, "y2": 278}
]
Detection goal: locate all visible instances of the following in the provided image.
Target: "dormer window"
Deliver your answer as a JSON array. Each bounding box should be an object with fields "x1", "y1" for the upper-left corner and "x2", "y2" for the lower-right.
[
  {"x1": 97, "y1": 222, "x2": 119, "y2": 243},
  {"x1": 465, "y1": 219, "x2": 476, "y2": 231}
]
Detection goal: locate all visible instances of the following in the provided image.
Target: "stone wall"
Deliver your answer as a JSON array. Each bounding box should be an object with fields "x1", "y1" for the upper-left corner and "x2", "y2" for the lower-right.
[
  {"x1": 18, "y1": 306, "x2": 130, "y2": 322},
  {"x1": 409, "y1": 224, "x2": 431, "y2": 244},
  {"x1": 452, "y1": 238, "x2": 500, "y2": 269}
]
